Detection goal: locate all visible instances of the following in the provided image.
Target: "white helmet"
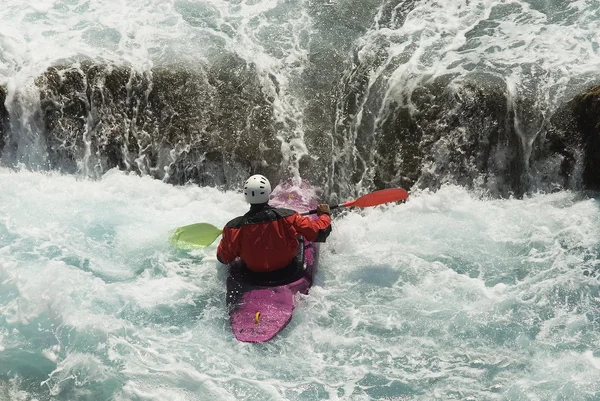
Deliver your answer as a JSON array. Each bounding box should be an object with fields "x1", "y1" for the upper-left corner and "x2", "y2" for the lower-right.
[{"x1": 243, "y1": 174, "x2": 271, "y2": 204}]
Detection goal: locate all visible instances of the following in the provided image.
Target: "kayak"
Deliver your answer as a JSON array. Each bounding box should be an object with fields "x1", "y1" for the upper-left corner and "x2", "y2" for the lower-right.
[
  {"x1": 225, "y1": 182, "x2": 320, "y2": 343},
  {"x1": 168, "y1": 184, "x2": 407, "y2": 342}
]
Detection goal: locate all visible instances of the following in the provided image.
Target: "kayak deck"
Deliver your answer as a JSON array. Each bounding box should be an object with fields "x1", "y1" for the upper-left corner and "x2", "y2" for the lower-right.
[{"x1": 226, "y1": 239, "x2": 319, "y2": 342}]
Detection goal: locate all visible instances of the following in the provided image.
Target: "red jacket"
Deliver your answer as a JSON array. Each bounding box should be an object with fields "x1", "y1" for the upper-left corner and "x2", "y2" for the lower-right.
[{"x1": 217, "y1": 204, "x2": 331, "y2": 272}]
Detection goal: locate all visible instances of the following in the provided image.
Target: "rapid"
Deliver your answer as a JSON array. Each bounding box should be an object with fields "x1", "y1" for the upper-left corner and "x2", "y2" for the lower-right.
[
  {"x1": 1, "y1": 170, "x2": 599, "y2": 400},
  {"x1": 1, "y1": 0, "x2": 600, "y2": 399}
]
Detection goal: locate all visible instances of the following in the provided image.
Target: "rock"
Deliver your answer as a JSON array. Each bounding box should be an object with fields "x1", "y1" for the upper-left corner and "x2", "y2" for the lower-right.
[
  {"x1": 35, "y1": 57, "x2": 281, "y2": 188},
  {"x1": 5, "y1": 51, "x2": 599, "y2": 198},
  {"x1": 411, "y1": 73, "x2": 527, "y2": 197},
  {"x1": 334, "y1": 61, "x2": 600, "y2": 198},
  {"x1": 0, "y1": 85, "x2": 8, "y2": 156},
  {"x1": 334, "y1": 70, "x2": 528, "y2": 197},
  {"x1": 550, "y1": 85, "x2": 600, "y2": 191}
]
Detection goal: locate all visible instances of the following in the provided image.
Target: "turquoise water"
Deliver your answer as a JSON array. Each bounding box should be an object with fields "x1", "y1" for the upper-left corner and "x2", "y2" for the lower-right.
[
  {"x1": 1, "y1": 0, "x2": 600, "y2": 399},
  {"x1": 1, "y1": 168, "x2": 599, "y2": 400}
]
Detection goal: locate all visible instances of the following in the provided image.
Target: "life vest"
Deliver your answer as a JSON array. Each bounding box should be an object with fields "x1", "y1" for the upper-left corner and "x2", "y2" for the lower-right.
[{"x1": 217, "y1": 204, "x2": 331, "y2": 272}]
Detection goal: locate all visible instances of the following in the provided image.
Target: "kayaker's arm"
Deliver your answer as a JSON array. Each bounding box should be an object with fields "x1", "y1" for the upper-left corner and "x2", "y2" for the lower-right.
[
  {"x1": 291, "y1": 209, "x2": 331, "y2": 242},
  {"x1": 217, "y1": 227, "x2": 239, "y2": 264}
]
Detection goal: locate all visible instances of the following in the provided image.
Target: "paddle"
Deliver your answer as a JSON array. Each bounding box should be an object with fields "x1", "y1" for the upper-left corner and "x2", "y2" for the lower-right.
[
  {"x1": 300, "y1": 187, "x2": 409, "y2": 215},
  {"x1": 170, "y1": 187, "x2": 409, "y2": 249},
  {"x1": 170, "y1": 222, "x2": 223, "y2": 249}
]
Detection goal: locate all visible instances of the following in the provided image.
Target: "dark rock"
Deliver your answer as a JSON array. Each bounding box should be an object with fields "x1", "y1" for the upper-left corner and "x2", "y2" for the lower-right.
[
  {"x1": 0, "y1": 86, "x2": 7, "y2": 155},
  {"x1": 411, "y1": 73, "x2": 525, "y2": 197},
  {"x1": 6, "y1": 44, "x2": 598, "y2": 199},
  {"x1": 334, "y1": 68, "x2": 529, "y2": 197},
  {"x1": 333, "y1": 56, "x2": 600, "y2": 198},
  {"x1": 578, "y1": 86, "x2": 600, "y2": 190},
  {"x1": 35, "y1": 57, "x2": 281, "y2": 188},
  {"x1": 546, "y1": 84, "x2": 600, "y2": 191}
]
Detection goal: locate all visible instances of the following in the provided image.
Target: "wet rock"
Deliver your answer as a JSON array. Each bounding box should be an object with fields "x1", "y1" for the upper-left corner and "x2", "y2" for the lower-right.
[
  {"x1": 547, "y1": 85, "x2": 600, "y2": 191},
  {"x1": 412, "y1": 73, "x2": 546, "y2": 197},
  {"x1": 530, "y1": 95, "x2": 583, "y2": 193},
  {"x1": 577, "y1": 85, "x2": 600, "y2": 190},
  {"x1": 35, "y1": 57, "x2": 281, "y2": 188},
  {"x1": 333, "y1": 61, "x2": 599, "y2": 198},
  {"x1": 9, "y1": 50, "x2": 599, "y2": 198},
  {"x1": 0, "y1": 85, "x2": 8, "y2": 155},
  {"x1": 334, "y1": 70, "x2": 529, "y2": 197}
]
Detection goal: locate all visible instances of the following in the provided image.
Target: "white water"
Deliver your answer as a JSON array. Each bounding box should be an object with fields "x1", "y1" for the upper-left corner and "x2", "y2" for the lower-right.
[
  {"x1": 1, "y1": 168, "x2": 599, "y2": 400},
  {"x1": 2, "y1": 0, "x2": 600, "y2": 399}
]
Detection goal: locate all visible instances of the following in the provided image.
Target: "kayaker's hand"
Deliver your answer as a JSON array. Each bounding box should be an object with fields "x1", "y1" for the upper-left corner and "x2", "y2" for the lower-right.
[{"x1": 316, "y1": 204, "x2": 330, "y2": 215}]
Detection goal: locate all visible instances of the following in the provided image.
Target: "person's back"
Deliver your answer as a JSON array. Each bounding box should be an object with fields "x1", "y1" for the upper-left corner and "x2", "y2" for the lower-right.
[{"x1": 217, "y1": 175, "x2": 331, "y2": 272}]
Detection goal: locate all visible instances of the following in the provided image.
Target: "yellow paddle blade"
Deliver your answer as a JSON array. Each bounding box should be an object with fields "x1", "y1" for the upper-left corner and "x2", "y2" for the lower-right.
[{"x1": 170, "y1": 223, "x2": 223, "y2": 249}]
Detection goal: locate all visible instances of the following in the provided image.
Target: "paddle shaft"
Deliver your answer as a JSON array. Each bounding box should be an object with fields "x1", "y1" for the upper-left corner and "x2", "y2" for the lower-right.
[{"x1": 301, "y1": 204, "x2": 341, "y2": 216}]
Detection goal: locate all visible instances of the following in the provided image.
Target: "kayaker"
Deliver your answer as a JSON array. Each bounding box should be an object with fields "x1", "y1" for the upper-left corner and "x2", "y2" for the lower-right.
[{"x1": 217, "y1": 174, "x2": 331, "y2": 283}]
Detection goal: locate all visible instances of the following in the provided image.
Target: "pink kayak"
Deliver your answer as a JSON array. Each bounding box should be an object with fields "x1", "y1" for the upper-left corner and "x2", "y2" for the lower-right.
[{"x1": 226, "y1": 181, "x2": 321, "y2": 343}]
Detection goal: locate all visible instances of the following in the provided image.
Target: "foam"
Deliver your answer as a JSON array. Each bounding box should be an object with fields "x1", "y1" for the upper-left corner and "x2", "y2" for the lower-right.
[{"x1": 0, "y1": 164, "x2": 599, "y2": 399}]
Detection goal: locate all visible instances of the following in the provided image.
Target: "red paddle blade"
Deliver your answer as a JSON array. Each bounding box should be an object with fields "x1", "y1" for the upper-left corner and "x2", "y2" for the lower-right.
[{"x1": 344, "y1": 188, "x2": 409, "y2": 208}]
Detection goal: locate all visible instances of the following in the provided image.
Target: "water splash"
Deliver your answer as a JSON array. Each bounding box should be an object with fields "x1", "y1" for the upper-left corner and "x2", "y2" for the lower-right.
[{"x1": 1, "y1": 169, "x2": 600, "y2": 399}]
